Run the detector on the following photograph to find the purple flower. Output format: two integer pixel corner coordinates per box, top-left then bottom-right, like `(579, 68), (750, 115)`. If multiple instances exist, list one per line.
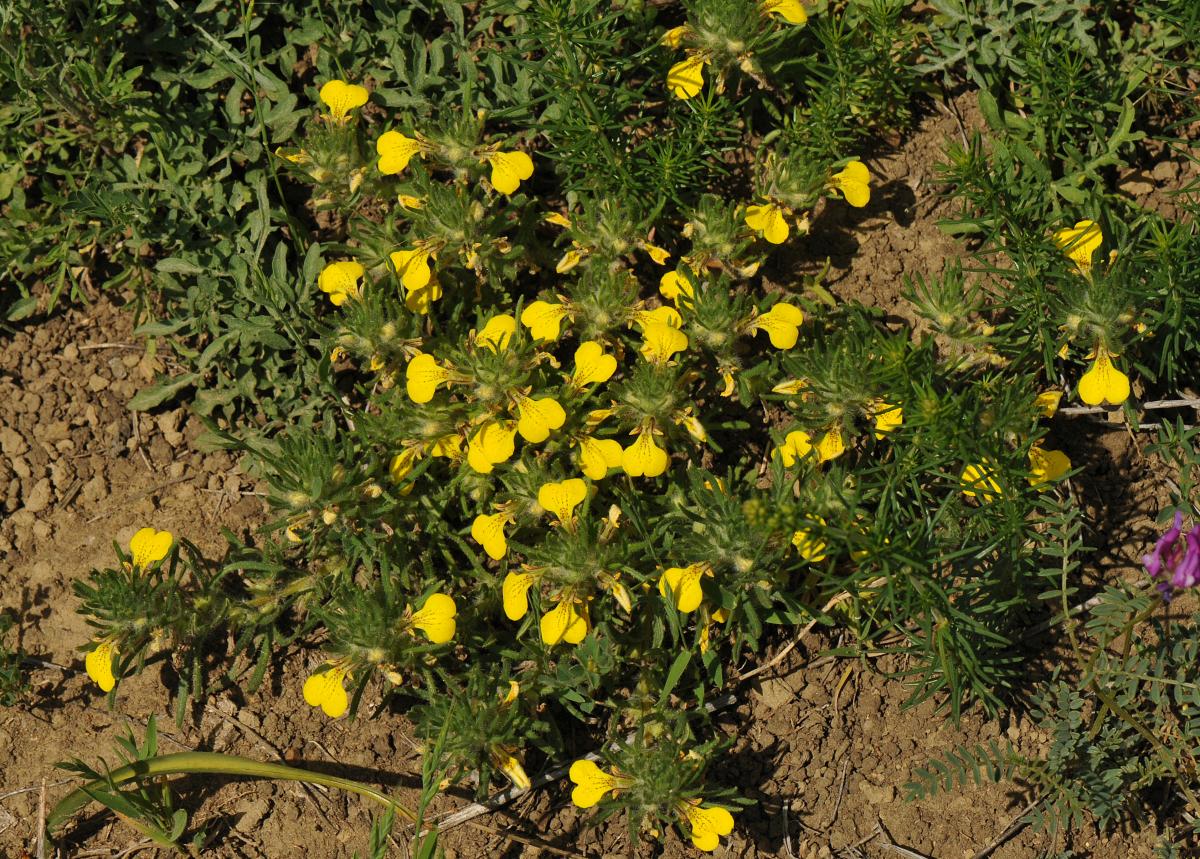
(1143, 511), (1200, 599)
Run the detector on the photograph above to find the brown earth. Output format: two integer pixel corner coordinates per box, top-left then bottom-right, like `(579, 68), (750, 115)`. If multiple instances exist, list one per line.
(0, 92), (1187, 858)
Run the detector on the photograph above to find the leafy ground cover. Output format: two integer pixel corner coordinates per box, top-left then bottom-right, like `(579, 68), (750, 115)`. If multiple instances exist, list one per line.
(3, 0), (1200, 856)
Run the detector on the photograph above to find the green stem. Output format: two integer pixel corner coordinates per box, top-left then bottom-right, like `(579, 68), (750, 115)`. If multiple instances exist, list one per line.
(47, 751), (416, 831)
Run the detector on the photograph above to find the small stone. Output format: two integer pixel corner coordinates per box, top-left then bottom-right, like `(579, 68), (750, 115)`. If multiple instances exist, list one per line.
(157, 410), (184, 447)
(0, 427), (28, 457)
(107, 356), (129, 380)
(62, 343), (79, 362)
(168, 461), (186, 479)
(88, 374), (110, 392)
(42, 421), (70, 443)
(859, 781), (895, 805)
(23, 478), (53, 513)
(234, 798), (270, 832)
(81, 474), (109, 505)
(32, 520), (52, 542)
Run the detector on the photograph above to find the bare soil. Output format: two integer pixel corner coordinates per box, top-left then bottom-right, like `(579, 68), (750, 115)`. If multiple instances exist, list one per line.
(0, 93), (1189, 857)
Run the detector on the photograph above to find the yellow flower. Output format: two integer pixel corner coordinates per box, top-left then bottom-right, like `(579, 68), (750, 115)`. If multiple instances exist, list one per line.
(545, 212), (572, 228)
(674, 409), (707, 443)
(429, 434), (462, 459)
(319, 80), (368, 122)
(398, 194), (425, 209)
(404, 278), (443, 314)
(668, 55), (708, 100)
(390, 447), (421, 482)
(830, 161), (871, 207)
(661, 25), (690, 49)
(520, 300), (570, 341)
(761, 0), (807, 24)
(642, 243), (670, 265)
(538, 478), (588, 526)
(791, 515), (828, 562)
(303, 664), (349, 718)
(1029, 446), (1071, 489)
(477, 313), (518, 352)
(774, 430), (812, 466)
(502, 569), (541, 620)
(318, 260), (364, 306)
(658, 562), (713, 613)
(639, 321), (689, 364)
(569, 760), (630, 808)
(405, 353), (457, 404)
(744, 202), (791, 244)
(390, 248), (434, 291)
(1053, 219), (1102, 272)
(751, 303), (804, 349)
(487, 150), (535, 195)
(472, 511), (514, 560)
(630, 305), (683, 330)
(129, 527), (173, 569)
(571, 341), (617, 387)
(467, 420), (519, 473)
(622, 427), (669, 477)
(491, 749), (532, 790)
(960, 460), (1002, 502)
(540, 598), (590, 645)
(85, 638), (118, 692)
(1077, 347), (1130, 406)
(1035, 390), (1063, 418)
(556, 247), (586, 273)
(660, 269), (695, 307)
(815, 428), (845, 462)
(719, 367), (737, 398)
(677, 800), (735, 852)
(577, 436), (624, 480)
(872, 401), (903, 439)
(410, 593), (457, 644)
(377, 130), (424, 175)
(514, 395), (567, 443)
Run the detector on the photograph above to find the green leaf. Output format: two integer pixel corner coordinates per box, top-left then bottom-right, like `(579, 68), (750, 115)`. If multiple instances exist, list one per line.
(128, 373), (201, 411)
(156, 258), (206, 276)
(658, 650), (692, 706)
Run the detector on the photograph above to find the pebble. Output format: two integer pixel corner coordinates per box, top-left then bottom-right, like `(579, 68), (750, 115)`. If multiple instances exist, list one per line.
(23, 478), (53, 513)
(88, 374), (110, 392)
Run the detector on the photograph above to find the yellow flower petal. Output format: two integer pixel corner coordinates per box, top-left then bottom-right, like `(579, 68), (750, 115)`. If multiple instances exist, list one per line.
(319, 80), (368, 121)
(303, 666), (349, 718)
(658, 563), (710, 613)
(831, 161), (871, 208)
(644, 243), (671, 265)
(377, 130), (423, 175)
(472, 513), (511, 560)
(578, 436), (624, 480)
(1035, 390), (1063, 418)
(556, 248), (585, 274)
(494, 751), (532, 790)
(502, 570), (538, 621)
(815, 428), (845, 462)
(428, 434), (462, 459)
(661, 25), (689, 49)
(515, 396), (566, 443)
(639, 321), (689, 364)
(467, 421), (518, 474)
(1029, 446), (1071, 489)
(538, 478), (588, 525)
(411, 593), (457, 644)
(405, 353), (453, 404)
(630, 305), (683, 330)
(682, 802), (735, 852)
(477, 313), (518, 352)
(520, 300), (569, 341)
(1053, 219), (1102, 271)
(744, 202), (790, 244)
(390, 248), (433, 291)
(398, 194), (425, 209)
(791, 515), (828, 562)
(569, 760), (620, 808)
(960, 460), (1002, 502)
(660, 270), (695, 306)
(545, 212), (572, 228)
(540, 599), (589, 645)
(774, 429), (813, 467)
(761, 0), (807, 24)
(1077, 349), (1130, 406)
(129, 527), (173, 569)
(752, 303), (804, 349)
(488, 150), (534, 195)
(404, 279), (443, 314)
(622, 431), (669, 477)
(318, 261), (364, 306)
(85, 640), (117, 692)
(668, 55), (707, 100)
(572, 341), (617, 387)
